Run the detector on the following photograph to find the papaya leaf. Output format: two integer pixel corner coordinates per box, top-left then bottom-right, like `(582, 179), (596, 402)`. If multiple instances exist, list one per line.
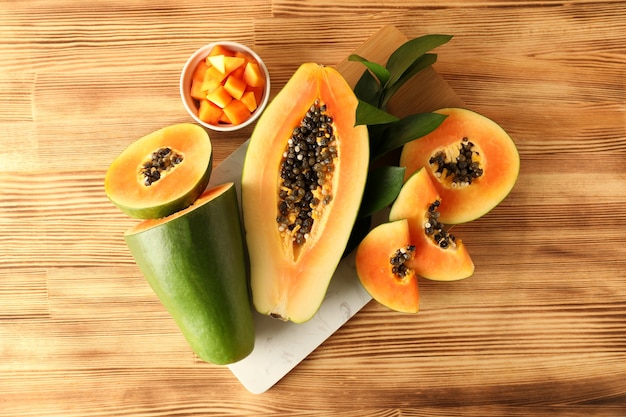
(385, 34), (452, 90)
(343, 215), (372, 257)
(353, 69), (381, 107)
(366, 124), (389, 155)
(380, 53), (438, 108)
(373, 112), (448, 160)
(358, 165), (406, 218)
(349, 54), (391, 86)
(355, 100), (399, 126)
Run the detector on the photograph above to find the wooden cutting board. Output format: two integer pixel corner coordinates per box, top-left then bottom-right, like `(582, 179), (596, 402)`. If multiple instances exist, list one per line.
(216, 25), (465, 394)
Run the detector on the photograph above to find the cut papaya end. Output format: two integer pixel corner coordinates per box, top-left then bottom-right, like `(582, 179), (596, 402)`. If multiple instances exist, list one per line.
(400, 107), (520, 224)
(389, 168), (474, 281)
(105, 124), (213, 220)
(124, 183), (255, 365)
(223, 99), (251, 126)
(242, 62), (369, 323)
(355, 219), (419, 313)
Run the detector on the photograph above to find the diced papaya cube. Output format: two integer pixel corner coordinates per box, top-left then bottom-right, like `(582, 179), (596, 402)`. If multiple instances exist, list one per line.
(224, 75), (247, 100)
(224, 56), (246, 74)
(208, 55), (245, 75)
(223, 99), (251, 125)
(245, 85), (265, 106)
(207, 55), (227, 74)
(208, 44), (234, 57)
(198, 99), (223, 125)
(200, 76), (221, 94)
(219, 110), (232, 124)
(204, 65), (228, 83)
(230, 65), (245, 80)
(192, 60), (209, 82)
(190, 79), (207, 100)
(206, 85), (233, 108)
(243, 62), (265, 88)
(234, 50), (249, 60)
(240, 90), (258, 112)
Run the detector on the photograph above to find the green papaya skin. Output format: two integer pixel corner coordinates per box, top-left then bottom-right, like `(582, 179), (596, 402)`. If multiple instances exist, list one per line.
(124, 183), (254, 365)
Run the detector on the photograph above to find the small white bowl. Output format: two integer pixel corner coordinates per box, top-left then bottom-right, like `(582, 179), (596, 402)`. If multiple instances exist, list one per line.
(180, 41), (270, 132)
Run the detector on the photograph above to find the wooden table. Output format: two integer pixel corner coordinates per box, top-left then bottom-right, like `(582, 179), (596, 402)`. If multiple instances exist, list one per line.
(1, 1), (625, 415)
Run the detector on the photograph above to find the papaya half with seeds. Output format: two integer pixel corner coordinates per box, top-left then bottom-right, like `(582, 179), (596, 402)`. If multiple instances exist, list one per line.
(105, 123), (213, 219)
(389, 168), (474, 282)
(124, 183), (255, 365)
(355, 219), (420, 313)
(241, 63), (369, 323)
(400, 108), (520, 224)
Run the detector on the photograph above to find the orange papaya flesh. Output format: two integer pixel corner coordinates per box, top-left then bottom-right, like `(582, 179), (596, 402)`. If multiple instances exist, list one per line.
(400, 107), (520, 224)
(242, 63), (369, 323)
(124, 183), (255, 365)
(389, 168), (474, 281)
(104, 123), (213, 219)
(356, 219), (419, 313)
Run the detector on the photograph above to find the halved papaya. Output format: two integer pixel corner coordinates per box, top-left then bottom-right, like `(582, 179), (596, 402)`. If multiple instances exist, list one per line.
(124, 183), (255, 365)
(105, 123), (213, 219)
(389, 168), (474, 281)
(355, 219), (419, 313)
(241, 63), (369, 323)
(399, 108), (520, 224)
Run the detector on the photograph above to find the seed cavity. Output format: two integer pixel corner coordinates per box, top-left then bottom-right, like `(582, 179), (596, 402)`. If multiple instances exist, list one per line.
(276, 100), (337, 250)
(390, 245), (416, 279)
(139, 147), (184, 186)
(424, 200), (457, 249)
(429, 137), (484, 188)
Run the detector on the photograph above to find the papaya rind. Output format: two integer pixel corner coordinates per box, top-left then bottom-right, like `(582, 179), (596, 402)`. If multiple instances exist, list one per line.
(124, 183), (254, 365)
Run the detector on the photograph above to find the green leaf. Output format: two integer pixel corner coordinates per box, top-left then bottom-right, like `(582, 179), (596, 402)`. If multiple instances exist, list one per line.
(373, 112), (448, 160)
(358, 165), (406, 218)
(349, 54), (391, 86)
(355, 100), (399, 126)
(385, 34), (452, 89)
(353, 68), (381, 106)
(380, 53), (438, 108)
(343, 215), (372, 257)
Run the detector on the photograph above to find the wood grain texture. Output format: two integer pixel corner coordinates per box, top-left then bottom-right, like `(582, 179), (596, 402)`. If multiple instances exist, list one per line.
(1, 1), (625, 416)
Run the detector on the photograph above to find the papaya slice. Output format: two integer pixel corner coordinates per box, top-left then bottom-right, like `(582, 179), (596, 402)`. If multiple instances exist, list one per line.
(400, 107), (520, 224)
(355, 219), (420, 313)
(389, 168), (474, 281)
(124, 183), (255, 365)
(105, 123), (213, 219)
(241, 63), (369, 323)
